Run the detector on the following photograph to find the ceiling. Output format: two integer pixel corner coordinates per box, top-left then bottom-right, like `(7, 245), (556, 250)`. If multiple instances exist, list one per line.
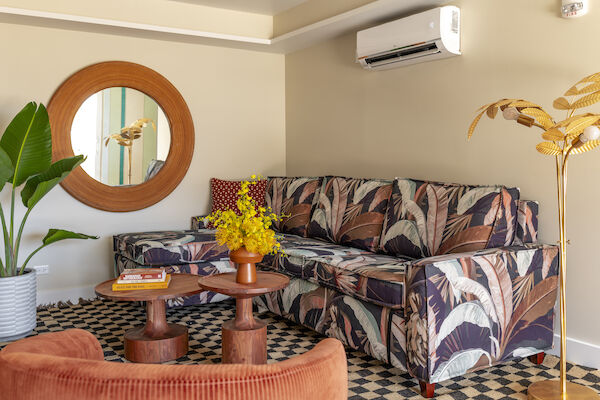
(169, 0), (309, 15)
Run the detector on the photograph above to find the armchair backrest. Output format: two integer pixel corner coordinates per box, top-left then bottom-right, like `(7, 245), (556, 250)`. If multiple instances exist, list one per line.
(0, 330), (348, 400)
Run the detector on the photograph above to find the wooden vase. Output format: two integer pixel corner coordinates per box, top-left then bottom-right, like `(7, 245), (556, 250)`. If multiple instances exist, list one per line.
(229, 248), (263, 284)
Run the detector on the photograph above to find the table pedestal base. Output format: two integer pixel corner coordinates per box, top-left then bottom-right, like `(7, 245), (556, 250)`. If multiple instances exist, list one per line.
(124, 299), (189, 363)
(222, 319), (267, 364)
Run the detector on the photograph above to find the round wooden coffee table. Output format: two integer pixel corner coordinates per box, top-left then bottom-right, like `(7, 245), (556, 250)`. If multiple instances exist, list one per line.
(95, 273), (203, 363)
(198, 271), (289, 364)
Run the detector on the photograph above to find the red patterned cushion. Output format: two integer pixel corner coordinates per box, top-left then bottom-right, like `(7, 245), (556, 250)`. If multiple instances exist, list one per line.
(210, 178), (267, 215)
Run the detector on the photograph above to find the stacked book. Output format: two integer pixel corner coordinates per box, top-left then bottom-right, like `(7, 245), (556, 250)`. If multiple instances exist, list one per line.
(112, 268), (171, 291)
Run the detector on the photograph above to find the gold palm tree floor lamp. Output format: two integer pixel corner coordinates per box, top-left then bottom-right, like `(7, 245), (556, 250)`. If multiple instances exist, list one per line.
(468, 72), (600, 400)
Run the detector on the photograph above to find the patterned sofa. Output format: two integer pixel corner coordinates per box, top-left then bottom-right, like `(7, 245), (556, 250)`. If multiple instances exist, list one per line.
(113, 176), (559, 398)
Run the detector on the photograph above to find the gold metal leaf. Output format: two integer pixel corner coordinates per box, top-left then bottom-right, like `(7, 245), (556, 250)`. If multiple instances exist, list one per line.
(536, 142), (562, 156)
(555, 113), (595, 127)
(565, 115), (600, 138)
(509, 100), (542, 108)
(495, 99), (516, 108)
(486, 105), (498, 119)
(541, 128), (564, 141)
(577, 72), (600, 85)
(565, 85), (579, 96)
(468, 110), (485, 140)
(553, 97), (571, 110)
(520, 108), (555, 129)
(573, 82), (600, 96)
(570, 91), (600, 109)
(571, 140), (600, 155)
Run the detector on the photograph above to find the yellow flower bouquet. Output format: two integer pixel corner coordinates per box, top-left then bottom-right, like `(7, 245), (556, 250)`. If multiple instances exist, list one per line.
(207, 176), (283, 284)
(208, 176), (282, 255)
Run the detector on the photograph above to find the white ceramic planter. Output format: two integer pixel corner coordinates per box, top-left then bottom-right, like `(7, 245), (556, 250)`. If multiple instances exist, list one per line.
(0, 269), (36, 342)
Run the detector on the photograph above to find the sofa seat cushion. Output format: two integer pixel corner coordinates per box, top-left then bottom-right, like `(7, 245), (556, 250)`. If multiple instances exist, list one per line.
(113, 229), (229, 265)
(380, 178), (520, 259)
(266, 177), (322, 237)
(263, 234), (411, 308)
(304, 253), (411, 308)
(307, 177), (393, 252)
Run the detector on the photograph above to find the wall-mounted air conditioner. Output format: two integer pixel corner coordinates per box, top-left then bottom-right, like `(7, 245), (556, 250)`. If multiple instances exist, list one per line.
(356, 6), (461, 71)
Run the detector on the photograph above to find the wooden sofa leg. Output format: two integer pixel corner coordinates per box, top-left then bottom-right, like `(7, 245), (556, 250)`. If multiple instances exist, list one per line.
(528, 352), (545, 365)
(419, 381), (435, 398)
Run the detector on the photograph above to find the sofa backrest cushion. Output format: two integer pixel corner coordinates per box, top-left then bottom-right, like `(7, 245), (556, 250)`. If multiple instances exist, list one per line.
(307, 176), (392, 252)
(380, 178), (520, 258)
(265, 177), (323, 237)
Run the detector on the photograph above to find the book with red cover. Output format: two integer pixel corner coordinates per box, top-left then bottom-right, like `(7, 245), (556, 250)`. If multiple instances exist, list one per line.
(119, 268), (166, 282)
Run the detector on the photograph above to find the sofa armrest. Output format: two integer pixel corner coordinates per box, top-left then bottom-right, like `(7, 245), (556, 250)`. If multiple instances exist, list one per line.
(1, 329), (104, 361)
(191, 215), (210, 230)
(404, 244), (559, 384)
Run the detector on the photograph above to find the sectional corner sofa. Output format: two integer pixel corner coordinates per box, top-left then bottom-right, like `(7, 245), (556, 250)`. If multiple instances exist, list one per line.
(113, 175), (559, 398)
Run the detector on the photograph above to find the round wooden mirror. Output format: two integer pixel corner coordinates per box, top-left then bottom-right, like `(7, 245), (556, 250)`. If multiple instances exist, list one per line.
(48, 61), (194, 212)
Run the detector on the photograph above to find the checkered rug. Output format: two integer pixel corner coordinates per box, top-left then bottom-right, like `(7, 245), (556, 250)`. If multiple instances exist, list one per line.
(2, 299), (599, 399)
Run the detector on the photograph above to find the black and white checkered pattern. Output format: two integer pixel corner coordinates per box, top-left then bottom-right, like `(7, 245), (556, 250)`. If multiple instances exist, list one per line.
(2, 299), (599, 399)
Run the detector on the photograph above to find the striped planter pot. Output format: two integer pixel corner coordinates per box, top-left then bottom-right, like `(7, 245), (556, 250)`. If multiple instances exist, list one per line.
(0, 269), (37, 342)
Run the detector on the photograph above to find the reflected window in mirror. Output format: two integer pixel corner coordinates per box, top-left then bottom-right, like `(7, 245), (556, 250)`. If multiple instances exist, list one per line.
(71, 87), (171, 186)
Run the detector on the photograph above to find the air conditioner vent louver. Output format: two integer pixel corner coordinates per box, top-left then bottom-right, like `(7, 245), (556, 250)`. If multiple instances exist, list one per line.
(365, 42), (439, 66)
(356, 6), (461, 71)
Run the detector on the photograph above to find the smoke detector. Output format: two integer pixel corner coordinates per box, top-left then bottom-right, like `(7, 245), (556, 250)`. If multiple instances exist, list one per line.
(561, 0), (588, 18)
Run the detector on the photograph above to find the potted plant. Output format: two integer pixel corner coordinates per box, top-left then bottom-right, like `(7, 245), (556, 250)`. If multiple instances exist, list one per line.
(0, 102), (97, 342)
(208, 176), (283, 284)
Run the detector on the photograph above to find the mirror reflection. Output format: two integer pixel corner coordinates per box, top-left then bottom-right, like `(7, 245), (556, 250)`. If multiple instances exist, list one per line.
(71, 88), (171, 186)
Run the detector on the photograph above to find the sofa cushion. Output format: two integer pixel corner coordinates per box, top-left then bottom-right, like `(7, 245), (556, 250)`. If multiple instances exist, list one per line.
(262, 234), (410, 308)
(380, 178), (520, 259)
(513, 200), (539, 245)
(210, 178), (267, 215)
(113, 229), (229, 265)
(265, 177), (322, 237)
(307, 177), (392, 252)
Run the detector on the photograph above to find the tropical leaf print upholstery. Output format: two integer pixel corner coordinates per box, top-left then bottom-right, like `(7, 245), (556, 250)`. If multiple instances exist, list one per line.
(404, 244), (559, 383)
(265, 177), (322, 237)
(513, 200), (539, 245)
(257, 243), (559, 385)
(261, 234), (410, 308)
(255, 278), (408, 371)
(113, 229), (229, 265)
(380, 178), (520, 259)
(307, 177), (393, 252)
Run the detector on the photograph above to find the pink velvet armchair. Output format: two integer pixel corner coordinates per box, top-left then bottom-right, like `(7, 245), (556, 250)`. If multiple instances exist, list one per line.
(0, 329), (348, 400)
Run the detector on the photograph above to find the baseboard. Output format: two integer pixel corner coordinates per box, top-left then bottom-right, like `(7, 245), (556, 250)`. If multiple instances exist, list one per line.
(37, 285), (96, 306)
(548, 334), (600, 370)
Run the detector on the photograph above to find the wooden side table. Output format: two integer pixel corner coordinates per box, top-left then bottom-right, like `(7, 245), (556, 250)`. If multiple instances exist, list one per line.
(95, 274), (203, 363)
(198, 271), (289, 364)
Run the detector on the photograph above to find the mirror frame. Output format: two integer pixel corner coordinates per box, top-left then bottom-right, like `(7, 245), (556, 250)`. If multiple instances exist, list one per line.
(48, 61), (194, 212)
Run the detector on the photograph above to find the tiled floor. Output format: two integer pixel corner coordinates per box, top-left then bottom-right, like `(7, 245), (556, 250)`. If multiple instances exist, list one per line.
(3, 299), (599, 399)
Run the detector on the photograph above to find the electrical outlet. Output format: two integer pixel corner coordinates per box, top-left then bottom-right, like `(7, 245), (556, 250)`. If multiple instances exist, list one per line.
(33, 265), (49, 275)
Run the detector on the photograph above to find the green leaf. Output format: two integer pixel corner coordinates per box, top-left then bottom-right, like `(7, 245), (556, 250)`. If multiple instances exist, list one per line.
(0, 102), (52, 186)
(21, 155), (85, 209)
(0, 146), (14, 191)
(42, 229), (98, 246)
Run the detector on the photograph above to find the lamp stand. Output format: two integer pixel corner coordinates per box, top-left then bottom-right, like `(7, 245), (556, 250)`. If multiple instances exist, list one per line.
(527, 149), (599, 399)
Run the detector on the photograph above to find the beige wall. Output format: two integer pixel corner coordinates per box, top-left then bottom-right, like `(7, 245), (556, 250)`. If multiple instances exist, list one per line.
(1, 0), (273, 38)
(0, 20), (285, 300)
(285, 0), (600, 348)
